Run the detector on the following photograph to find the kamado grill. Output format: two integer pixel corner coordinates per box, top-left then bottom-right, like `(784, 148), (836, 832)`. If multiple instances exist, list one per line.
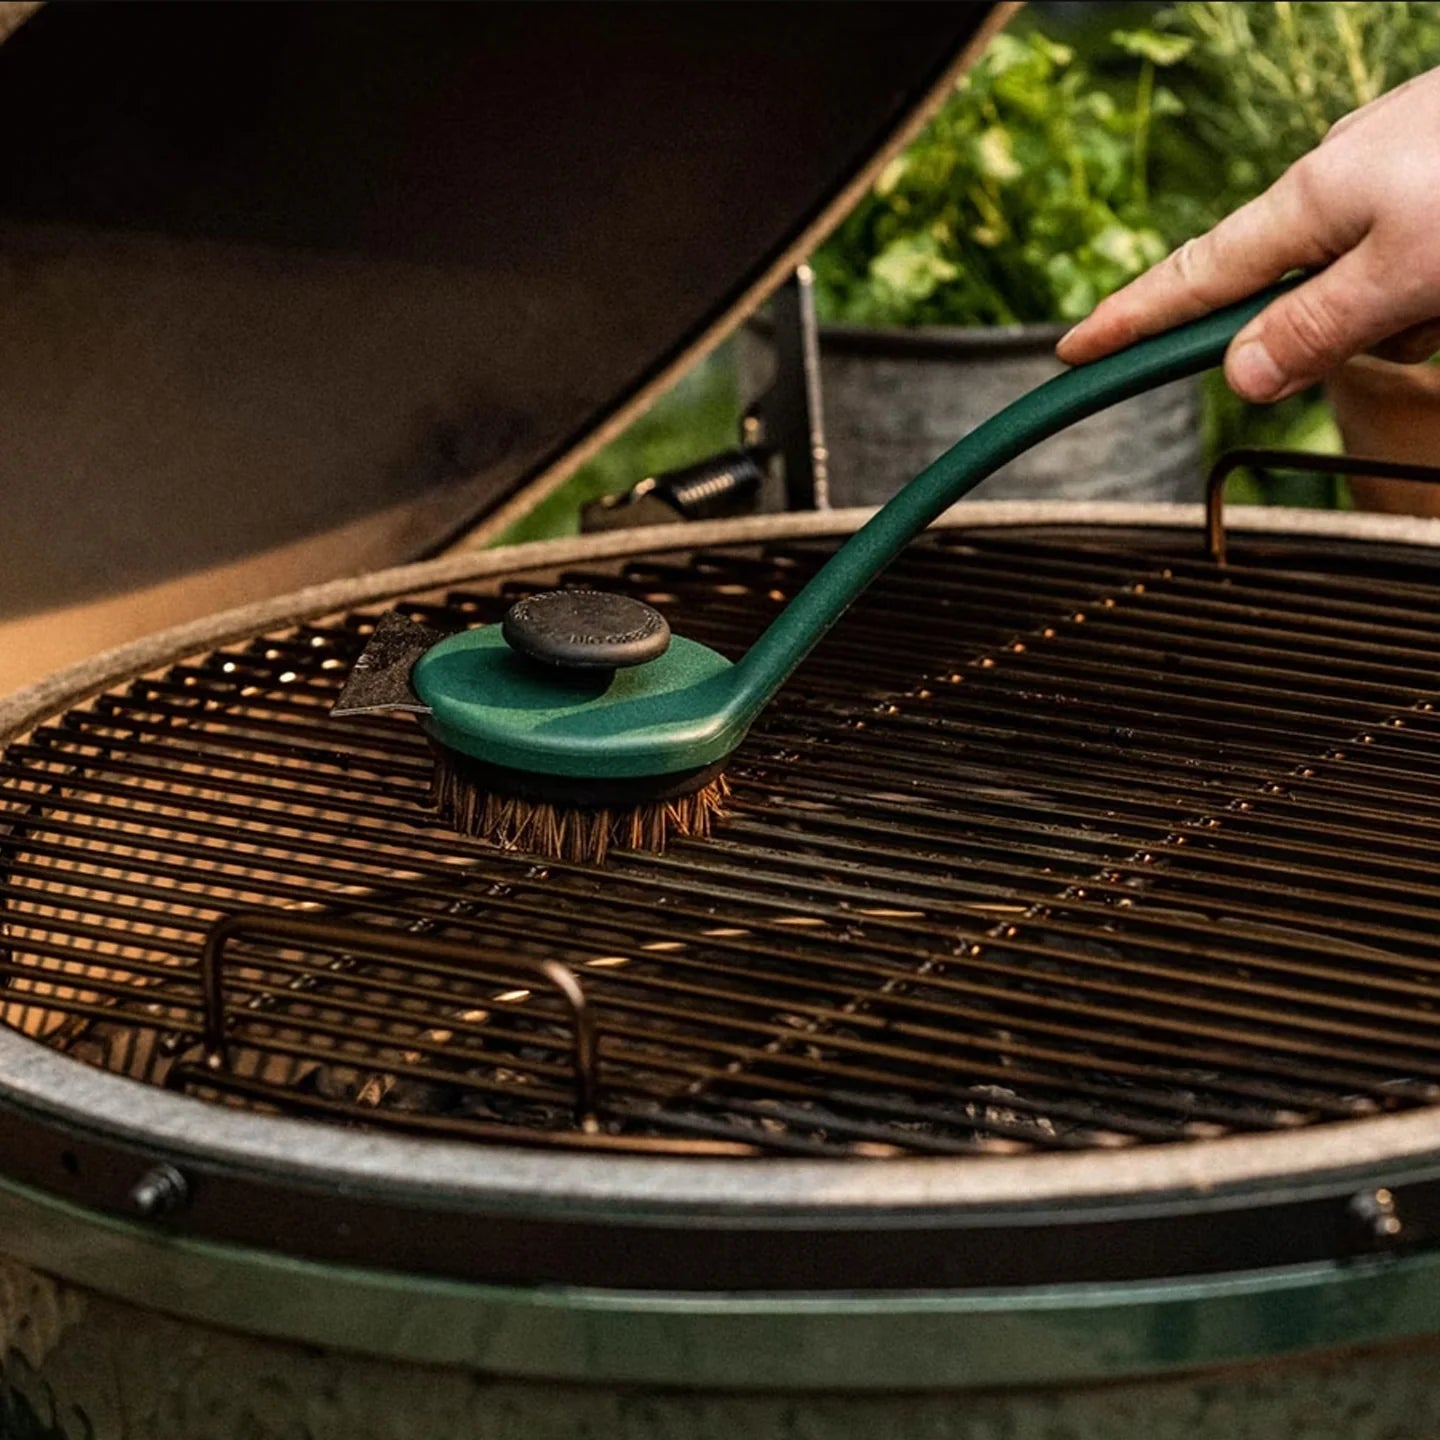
(9, 5), (1440, 1439)
(11, 499), (1440, 1434)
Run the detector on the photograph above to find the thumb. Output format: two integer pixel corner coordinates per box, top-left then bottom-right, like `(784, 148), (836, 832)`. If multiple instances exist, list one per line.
(1225, 247), (1415, 401)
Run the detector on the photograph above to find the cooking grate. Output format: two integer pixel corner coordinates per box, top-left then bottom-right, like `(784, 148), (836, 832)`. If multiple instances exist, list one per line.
(5, 525), (1440, 1157)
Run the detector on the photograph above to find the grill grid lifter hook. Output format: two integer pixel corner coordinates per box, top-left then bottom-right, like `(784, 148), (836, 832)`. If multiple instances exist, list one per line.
(201, 911), (601, 1129)
(1206, 449), (1440, 565)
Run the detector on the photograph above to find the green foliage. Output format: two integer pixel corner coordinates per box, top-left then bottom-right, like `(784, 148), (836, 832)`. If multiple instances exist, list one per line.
(1154, 3), (1440, 487)
(1152, 2), (1440, 220)
(812, 27), (1192, 327)
(807, 1), (1440, 511)
(815, 3), (1440, 330)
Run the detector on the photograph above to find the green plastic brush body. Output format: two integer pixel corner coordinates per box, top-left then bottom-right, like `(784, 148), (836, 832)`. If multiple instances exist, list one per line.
(415, 281), (1297, 780)
(418, 630), (739, 778)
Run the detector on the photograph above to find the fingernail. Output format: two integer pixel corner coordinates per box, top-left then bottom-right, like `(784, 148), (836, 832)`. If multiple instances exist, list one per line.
(1228, 339), (1287, 401)
(1056, 324), (1085, 362)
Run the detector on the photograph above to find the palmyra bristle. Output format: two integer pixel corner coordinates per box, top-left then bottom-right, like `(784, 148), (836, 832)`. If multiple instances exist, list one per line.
(430, 755), (729, 863)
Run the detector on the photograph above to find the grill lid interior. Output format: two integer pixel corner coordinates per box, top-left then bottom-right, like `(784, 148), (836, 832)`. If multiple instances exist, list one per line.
(0, 4), (995, 617)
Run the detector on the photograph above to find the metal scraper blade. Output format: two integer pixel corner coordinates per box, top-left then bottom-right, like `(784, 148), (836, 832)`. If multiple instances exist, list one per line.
(330, 609), (444, 716)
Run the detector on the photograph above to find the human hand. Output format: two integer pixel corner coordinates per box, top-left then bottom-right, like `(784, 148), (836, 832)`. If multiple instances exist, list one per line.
(1055, 66), (1440, 402)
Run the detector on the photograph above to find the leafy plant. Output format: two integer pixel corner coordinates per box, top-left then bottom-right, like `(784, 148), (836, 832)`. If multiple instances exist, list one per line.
(1151, 2), (1440, 223)
(812, 27), (1194, 328)
(1148, 3), (1440, 476)
(814, 3), (1440, 331)
(808, 3), (1440, 508)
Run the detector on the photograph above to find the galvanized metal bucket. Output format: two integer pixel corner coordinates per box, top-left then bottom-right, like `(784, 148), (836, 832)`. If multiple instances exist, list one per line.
(741, 319), (1204, 508)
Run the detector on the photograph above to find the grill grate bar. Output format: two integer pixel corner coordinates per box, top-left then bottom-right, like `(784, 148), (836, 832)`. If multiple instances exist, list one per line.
(748, 715), (1440, 875)
(19, 711), (1440, 933)
(8, 866), (1398, 1124)
(5, 771), (1436, 1033)
(625, 546), (1440, 654)
(666, 610), (1436, 743)
(25, 676), (1440, 910)
(777, 533), (1440, 622)
(8, 776), (1440, 1068)
(11, 770), (1440, 1064)
(733, 743), (1440, 924)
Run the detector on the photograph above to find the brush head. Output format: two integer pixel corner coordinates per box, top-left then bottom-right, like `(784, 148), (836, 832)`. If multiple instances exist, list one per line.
(430, 746), (730, 863)
(333, 592), (747, 862)
(414, 591), (740, 860)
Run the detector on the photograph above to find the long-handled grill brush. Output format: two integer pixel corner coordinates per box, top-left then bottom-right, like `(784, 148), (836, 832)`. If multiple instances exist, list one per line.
(334, 281), (1297, 862)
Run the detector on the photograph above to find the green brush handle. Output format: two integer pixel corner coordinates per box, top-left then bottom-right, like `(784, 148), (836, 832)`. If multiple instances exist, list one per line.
(413, 279), (1301, 781)
(723, 280), (1299, 725)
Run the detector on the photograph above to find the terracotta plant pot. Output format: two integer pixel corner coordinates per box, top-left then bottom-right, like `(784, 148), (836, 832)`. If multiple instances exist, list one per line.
(1326, 356), (1440, 517)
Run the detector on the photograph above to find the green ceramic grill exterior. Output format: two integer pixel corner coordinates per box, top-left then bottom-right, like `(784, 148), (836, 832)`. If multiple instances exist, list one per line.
(411, 282), (1298, 780)
(3, 1170), (1440, 1394)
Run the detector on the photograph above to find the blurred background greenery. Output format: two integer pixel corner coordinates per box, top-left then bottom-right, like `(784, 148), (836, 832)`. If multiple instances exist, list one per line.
(498, 2), (1440, 545)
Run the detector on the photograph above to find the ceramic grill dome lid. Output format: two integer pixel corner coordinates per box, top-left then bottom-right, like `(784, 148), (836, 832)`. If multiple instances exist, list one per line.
(0, 2), (1002, 639)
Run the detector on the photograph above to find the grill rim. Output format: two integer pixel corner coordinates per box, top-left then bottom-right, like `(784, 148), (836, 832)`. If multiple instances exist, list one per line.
(7, 501), (1440, 1223)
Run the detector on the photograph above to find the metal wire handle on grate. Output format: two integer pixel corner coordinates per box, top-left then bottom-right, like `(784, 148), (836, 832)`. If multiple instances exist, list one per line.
(1207, 449), (1440, 566)
(200, 912), (601, 1128)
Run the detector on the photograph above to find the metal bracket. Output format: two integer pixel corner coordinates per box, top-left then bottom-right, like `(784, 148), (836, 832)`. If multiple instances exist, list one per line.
(582, 447), (767, 532)
(200, 910), (600, 1128)
(745, 264), (830, 511)
(581, 266), (831, 532)
(1206, 448), (1440, 565)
